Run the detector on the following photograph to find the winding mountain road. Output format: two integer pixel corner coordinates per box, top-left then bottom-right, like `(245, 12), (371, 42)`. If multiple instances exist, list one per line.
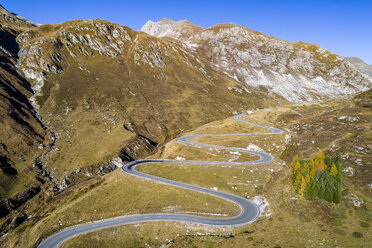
(37, 114), (283, 248)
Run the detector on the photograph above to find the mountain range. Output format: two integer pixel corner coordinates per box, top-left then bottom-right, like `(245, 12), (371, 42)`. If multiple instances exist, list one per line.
(142, 18), (370, 102)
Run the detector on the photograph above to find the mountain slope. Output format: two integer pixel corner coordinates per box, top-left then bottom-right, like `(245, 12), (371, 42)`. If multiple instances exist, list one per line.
(345, 57), (372, 79)
(0, 5), (48, 199)
(15, 19), (283, 183)
(0, 4), (37, 29)
(142, 19), (371, 102)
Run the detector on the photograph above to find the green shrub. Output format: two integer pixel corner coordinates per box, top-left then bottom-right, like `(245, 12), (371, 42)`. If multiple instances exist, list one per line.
(352, 232), (363, 238)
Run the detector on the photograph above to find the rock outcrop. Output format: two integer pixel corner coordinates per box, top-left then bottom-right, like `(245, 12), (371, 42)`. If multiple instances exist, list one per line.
(0, 186), (40, 218)
(119, 134), (157, 162)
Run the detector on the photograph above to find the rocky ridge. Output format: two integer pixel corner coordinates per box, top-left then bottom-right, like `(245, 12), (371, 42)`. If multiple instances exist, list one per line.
(141, 18), (202, 40)
(141, 19), (371, 102)
(0, 4), (37, 28)
(345, 57), (372, 79)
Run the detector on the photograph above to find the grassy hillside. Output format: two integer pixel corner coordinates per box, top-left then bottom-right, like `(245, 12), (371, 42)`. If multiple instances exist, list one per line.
(15, 19), (284, 183)
(0, 12), (48, 199)
(0, 16), (283, 247)
(52, 91), (371, 248)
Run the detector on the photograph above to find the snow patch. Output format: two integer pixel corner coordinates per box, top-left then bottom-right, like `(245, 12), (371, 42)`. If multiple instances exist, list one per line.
(22, 68), (44, 109)
(227, 86), (243, 93)
(245, 110), (256, 114)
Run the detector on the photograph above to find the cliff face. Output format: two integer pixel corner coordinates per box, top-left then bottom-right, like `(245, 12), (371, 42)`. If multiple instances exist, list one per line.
(142, 19), (371, 102)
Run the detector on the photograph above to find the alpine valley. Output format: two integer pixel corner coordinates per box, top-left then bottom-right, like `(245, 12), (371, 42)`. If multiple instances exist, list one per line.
(0, 4), (371, 248)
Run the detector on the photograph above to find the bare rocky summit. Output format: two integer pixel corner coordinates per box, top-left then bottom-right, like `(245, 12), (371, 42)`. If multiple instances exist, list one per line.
(142, 19), (371, 102)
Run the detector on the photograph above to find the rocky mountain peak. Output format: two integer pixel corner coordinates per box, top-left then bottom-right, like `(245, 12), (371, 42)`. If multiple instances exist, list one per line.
(345, 57), (372, 79)
(141, 17), (202, 40)
(142, 18), (371, 102)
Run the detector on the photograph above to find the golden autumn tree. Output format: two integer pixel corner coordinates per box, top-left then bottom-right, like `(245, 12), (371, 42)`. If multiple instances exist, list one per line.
(329, 164), (338, 175)
(300, 161), (309, 174)
(294, 171), (302, 189)
(318, 160), (326, 172)
(315, 150), (325, 161)
(309, 160), (317, 178)
(292, 155), (300, 174)
(315, 151), (326, 171)
(305, 173), (311, 183)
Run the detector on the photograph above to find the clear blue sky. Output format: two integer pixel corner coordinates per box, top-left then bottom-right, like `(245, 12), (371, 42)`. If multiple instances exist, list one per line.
(3, 0), (372, 64)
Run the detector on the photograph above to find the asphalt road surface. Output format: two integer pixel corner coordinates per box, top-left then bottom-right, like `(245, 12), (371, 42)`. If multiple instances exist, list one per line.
(37, 113), (283, 248)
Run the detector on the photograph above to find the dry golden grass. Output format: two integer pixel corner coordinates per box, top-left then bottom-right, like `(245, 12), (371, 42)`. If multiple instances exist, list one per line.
(43, 110), (135, 181)
(3, 168), (240, 248)
(45, 102), (372, 248)
(60, 222), (233, 248)
(0, 159), (35, 198)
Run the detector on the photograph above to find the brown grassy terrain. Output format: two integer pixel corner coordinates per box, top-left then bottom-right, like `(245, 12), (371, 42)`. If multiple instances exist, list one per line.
(56, 93), (371, 248)
(61, 222), (234, 248)
(0, 16), (284, 247)
(8, 17), (286, 185)
(1, 168), (240, 248)
(0, 16), (47, 198)
(42, 110), (135, 180)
